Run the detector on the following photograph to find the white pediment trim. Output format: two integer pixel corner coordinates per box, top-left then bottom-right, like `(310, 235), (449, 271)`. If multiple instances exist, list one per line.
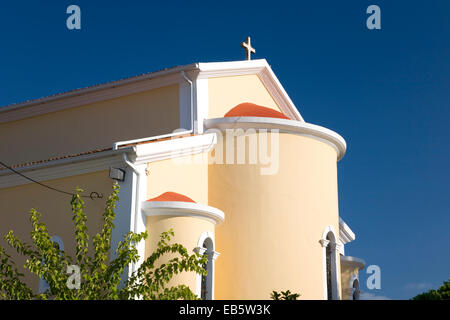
(339, 217), (356, 244)
(197, 59), (303, 122)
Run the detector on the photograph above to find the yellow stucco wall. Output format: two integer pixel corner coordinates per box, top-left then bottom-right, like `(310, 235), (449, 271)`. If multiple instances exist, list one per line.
(145, 216), (215, 293)
(0, 69), (346, 299)
(144, 152), (211, 294)
(0, 85), (180, 165)
(0, 170), (113, 292)
(208, 75), (282, 119)
(209, 132), (341, 300)
(340, 262), (360, 300)
(146, 153), (208, 204)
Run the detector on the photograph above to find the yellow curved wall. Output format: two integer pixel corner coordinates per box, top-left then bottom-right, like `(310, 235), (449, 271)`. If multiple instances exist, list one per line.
(144, 152), (211, 294)
(209, 132), (341, 299)
(145, 216), (215, 293)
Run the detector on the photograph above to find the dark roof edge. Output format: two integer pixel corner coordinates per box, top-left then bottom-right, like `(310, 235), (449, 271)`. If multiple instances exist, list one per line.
(0, 63), (199, 114)
(0, 146), (135, 176)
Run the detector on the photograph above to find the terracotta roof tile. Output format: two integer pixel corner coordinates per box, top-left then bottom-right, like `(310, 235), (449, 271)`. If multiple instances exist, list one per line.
(224, 102), (290, 119)
(0, 148), (112, 172)
(147, 192), (196, 203)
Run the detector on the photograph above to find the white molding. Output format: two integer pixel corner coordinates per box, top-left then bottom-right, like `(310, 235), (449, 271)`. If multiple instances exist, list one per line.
(142, 201), (225, 225)
(339, 217), (356, 244)
(197, 59), (268, 78)
(0, 149), (133, 189)
(129, 163), (148, 277)
(204, 117), (346, 160)
(193, 246), (220, 261)
(111, 165), (136, 284)
(339, 240), (346, 256)
(194, 231), (218, 300)
(194, 78), (209, 134)
(194, 246), (208, 255)
(197, 231), (215, 249)
(258, 64), (303, 121)
(133, 133), (217, 164)
(335, 243), (344, 255)
(320, 225), (341, 300)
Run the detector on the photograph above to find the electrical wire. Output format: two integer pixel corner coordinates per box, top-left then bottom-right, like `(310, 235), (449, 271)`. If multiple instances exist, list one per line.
(0, 160), (103, 200)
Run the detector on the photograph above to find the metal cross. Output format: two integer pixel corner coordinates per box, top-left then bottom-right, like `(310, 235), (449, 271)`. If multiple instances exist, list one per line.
(241, 36), (255, 60)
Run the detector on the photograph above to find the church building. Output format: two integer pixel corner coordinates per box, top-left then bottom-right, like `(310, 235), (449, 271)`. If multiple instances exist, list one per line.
(0, 46), (365, 299)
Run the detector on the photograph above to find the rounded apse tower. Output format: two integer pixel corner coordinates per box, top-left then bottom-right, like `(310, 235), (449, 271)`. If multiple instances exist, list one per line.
(205, 103), (346, 300)
(142, 191), (224, 299)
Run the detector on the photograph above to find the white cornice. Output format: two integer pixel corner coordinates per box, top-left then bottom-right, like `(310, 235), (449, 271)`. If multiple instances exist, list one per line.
(197, 59), (268, 78)
(204, 117), (346, 161)
(339, 217), (356, 244)
(0, 133), (217, 189)
(142, 201), (225, 225)
(132, 133), (217, 164)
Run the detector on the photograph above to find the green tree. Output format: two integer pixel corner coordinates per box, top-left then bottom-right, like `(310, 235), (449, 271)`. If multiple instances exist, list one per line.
(0, 183), (207, 300)
(411, 279), (450, 300)
(271, 290), (300, 300)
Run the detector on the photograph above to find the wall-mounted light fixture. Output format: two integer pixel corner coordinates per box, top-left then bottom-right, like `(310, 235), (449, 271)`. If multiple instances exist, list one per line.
(109, 167), (125, 181)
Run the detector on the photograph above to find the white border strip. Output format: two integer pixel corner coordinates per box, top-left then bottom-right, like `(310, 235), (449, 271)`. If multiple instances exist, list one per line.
(339, 217), (356, 244)
(133, 133), (216, 164)
(142, 201), (225, 225)
(204, 117), (346, 160)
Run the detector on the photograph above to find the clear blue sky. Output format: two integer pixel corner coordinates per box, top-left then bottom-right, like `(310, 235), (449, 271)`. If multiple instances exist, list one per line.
(0, 1), (448, 299)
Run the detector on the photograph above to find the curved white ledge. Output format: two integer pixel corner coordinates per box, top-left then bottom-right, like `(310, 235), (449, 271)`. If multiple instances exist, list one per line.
(204, 117), (347, 160)
(340, 256), (365, 270)
(142, 201), (225, 225)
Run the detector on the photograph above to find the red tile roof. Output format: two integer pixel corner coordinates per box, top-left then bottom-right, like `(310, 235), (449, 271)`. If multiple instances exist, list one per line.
(0, 148), (112, 172)
(147, 191), (196, 203)
(224, 102), (290, 119)
(0, 134), (199, 173)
